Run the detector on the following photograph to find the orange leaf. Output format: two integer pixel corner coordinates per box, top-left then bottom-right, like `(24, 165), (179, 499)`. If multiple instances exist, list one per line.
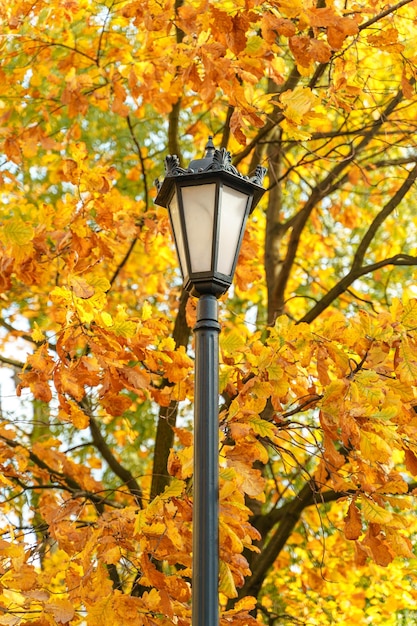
(404, 448), (417, 476)
(45, 598), (75, 624)
(140, 553), (167, 589)
(344, 501), (362, 540)
(70, 275), (95, 299)
(56, 367), (85, 402)
(362, 527), (394, 567)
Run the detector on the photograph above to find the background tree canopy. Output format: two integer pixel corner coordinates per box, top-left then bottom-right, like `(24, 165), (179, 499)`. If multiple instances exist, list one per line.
(1, 0), (417, 624)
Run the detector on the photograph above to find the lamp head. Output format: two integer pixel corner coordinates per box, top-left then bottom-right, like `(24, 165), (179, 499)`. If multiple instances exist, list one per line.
(155, 137), (267, 297)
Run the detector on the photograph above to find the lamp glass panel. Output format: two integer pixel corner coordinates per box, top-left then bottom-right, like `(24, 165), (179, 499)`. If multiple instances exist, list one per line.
(181, 183), (216, 273)
(217, 185), (249, 276)
(168, 190), (188, 281)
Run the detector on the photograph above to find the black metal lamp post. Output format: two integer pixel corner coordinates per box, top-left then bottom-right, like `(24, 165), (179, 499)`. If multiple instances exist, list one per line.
(155, 137), (266, 626)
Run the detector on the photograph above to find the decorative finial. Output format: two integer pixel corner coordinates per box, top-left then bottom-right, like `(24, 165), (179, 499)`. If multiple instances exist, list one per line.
(250, 165), (267, 186)
(204, 136), (215, 159)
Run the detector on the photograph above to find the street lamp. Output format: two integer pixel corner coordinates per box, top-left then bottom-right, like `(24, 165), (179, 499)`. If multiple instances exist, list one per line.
(155, 137), (266, 626)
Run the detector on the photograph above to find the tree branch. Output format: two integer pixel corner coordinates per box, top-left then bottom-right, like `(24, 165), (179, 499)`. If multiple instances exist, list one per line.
(242, 477), (417, 600)
(0, 433), (122, 508)
(89, 415), (143, 508)
(300, 163), (417, 324)
(358, 0), (415, 31)
(352, 162), (417, 270)
(300, 255), (417, 324)
(150, 289), (191, 498)
(0, 354), (26, 370)
(269, 87), (406, 320)
(127, 115), (149, 210)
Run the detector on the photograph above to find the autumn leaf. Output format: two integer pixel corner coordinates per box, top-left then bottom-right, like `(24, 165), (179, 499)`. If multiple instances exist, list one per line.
(3, 218), (34, 246)
(219, 560), (238, 598)
(69, 275), (95, 299)
(404, 448), (417, 476)
(2, 1), (417, 623)
(361, 497), (393, 525)
(45, 598), (75, 624)
(344, 501), (362, 540)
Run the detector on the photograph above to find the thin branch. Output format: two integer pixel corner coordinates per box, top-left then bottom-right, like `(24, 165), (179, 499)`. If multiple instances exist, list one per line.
(300, 254), (417, 324)
(109, 237), (137, 287)
(0, 433), (122, 508)
(243, 477), (417, 600)
(127, 115), (149, 210)
(29, 38), (98, 65)
(0, 354), (26, 369)
(352, 162), (417, 270)
(0, 318), (56, 352)
(96, 1), (114, 65)
(358, 0), (415, 31)
(270, 86), (406, 318)
(299, 163), (417, 324)
(5, 479), (123, 509)
(89, 415), (143, 508)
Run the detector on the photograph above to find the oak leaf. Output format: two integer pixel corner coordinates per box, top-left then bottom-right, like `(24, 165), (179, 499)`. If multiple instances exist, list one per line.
(362, 526), (394, 567)
(45, 598), (75, 624)
(226, 458), (265, 499)
(344, 501), (362, 540)
(219, 559), (238, 598)
(361, 497), (393, 525)
(404, 448), (417, 476)
(70, 275), (95, 299)
(3, 218), (34, 246)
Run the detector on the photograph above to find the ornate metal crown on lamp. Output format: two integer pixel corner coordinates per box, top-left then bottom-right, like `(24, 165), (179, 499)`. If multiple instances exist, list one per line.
(155, 136), (267, 297)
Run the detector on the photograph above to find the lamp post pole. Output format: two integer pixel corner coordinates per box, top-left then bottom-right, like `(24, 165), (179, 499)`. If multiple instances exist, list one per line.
(154, 137), (266, 626)
(193, 294), (220, 626)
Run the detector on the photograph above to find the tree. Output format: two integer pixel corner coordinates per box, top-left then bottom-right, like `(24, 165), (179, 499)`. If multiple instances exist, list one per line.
(1, 0), (417, 623)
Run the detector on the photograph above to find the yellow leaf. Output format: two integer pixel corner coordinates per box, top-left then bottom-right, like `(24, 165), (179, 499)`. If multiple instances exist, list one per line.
(88, 275), (111, 293)
(360, 430), (392, 464)
(45, 598), (75, 624)
(50, 286), (72, 304)
(248, 416), (277, 439)
(113, 319), (137, 337)
(361, 497), (393, 525)
(395, 338), (417, 383)
(141, 301), (152, 321)
(66, 400), (90, 429)
(3, 218), (34, 246)
(219, 560), (238, 598)
(386, 529), (414, 558)
(219, 518), (244, 553)
(279, 86), (319, 125)
(233, 596), (257, 612)
(101, 311), (113, 327)
(31, 322), (45, 343)
(160, 478), (186, 500)
(221, 329), (247, 354)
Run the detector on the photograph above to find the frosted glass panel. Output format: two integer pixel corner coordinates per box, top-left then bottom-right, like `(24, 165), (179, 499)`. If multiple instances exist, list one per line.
(182, 184), (216, 273)
(168, 191), (188, 280)
(217, 186), (249, 276)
